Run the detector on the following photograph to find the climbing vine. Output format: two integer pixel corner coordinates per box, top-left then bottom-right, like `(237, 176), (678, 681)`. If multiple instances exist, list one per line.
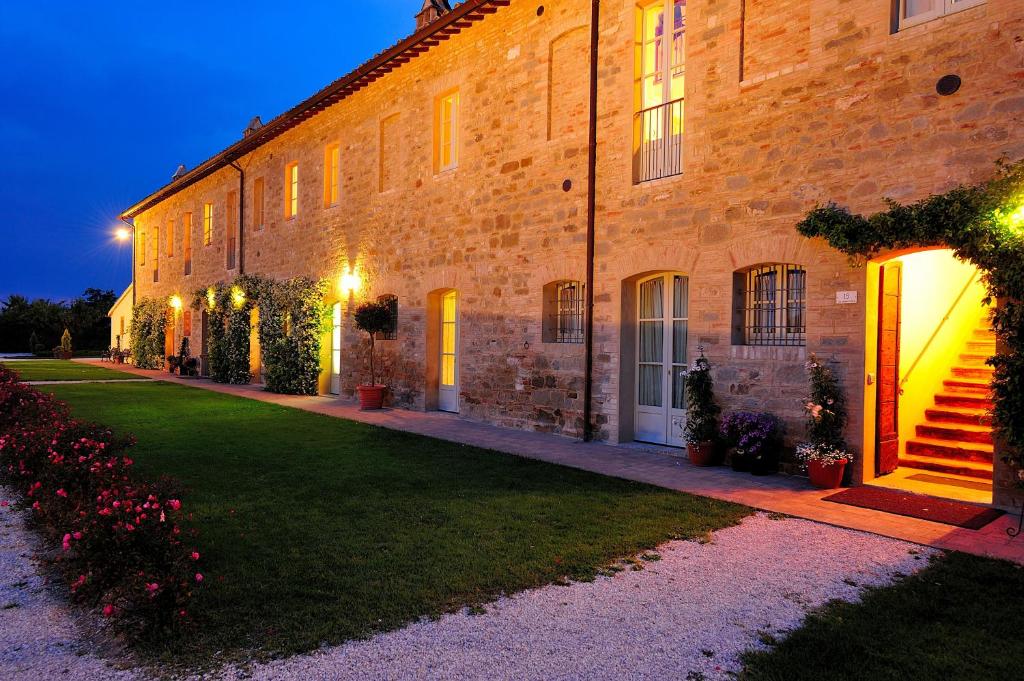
(192, 275), (328, 395)
(798, 159), (1024, 482)
(130, 298), (167, 370)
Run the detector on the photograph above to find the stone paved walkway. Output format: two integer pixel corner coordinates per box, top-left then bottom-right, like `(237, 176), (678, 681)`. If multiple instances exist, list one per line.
(71, 360), (1024, 564)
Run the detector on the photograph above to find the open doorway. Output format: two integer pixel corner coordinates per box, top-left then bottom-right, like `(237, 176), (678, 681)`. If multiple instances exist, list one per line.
(865, 249), (994, 504)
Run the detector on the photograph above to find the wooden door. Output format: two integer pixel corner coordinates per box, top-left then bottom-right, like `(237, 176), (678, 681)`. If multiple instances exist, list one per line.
(876, 261), (902, 475)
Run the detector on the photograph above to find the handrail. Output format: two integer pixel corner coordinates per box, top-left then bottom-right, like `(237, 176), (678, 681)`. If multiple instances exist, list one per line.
(899, 270), (980, 389)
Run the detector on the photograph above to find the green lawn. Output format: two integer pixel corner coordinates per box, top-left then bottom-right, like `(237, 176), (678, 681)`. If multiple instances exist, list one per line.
(44, 381), (749, 661)
(1, 359), (141, 382)
(740, 551), (1024, 680)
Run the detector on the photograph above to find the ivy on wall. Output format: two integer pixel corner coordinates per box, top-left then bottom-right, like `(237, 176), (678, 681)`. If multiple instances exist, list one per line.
(130, 298), (167, 370)
(797, 159), (1024, 481)
(190, 283), (252, 385)
(192, 275), (328, 395)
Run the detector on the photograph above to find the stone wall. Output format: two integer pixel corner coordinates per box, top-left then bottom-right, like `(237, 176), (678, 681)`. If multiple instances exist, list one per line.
(130, 0), (1024, 503)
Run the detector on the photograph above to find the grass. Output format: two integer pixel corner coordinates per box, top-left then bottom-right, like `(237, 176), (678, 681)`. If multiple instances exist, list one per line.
(43, 380), (749, 661)
(1, 359), (141, 382)
(740, 551), (1024, 680)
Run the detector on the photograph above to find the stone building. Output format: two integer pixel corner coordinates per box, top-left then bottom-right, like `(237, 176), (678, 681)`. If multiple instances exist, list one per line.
(120, 0), (1024, 508)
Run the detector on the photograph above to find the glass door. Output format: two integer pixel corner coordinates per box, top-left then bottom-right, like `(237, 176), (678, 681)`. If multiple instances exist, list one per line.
(635, 274), (688, 445)
(438, 291), (459, 412)
(330, 303), (342, 395)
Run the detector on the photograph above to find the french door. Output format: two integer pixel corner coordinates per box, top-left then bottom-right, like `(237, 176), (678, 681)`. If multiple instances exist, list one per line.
(330, 303), (342, 395)
(438, 291), (459, 413)
(635, 274), (689, 446)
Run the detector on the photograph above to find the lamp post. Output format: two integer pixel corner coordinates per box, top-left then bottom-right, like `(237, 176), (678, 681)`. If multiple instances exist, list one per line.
(115, 220), (135, 307)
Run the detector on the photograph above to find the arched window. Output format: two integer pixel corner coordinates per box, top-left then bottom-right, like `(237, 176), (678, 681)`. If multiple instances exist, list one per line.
(378, 294), (398, 340)
(542, 280), (585, 344)
(732, 264), (806, 346)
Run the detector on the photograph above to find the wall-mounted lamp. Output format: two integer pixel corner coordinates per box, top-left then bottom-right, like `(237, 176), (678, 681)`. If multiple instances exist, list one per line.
(339, 271), (362, 296)
(231, 286), (246, 309)
(169, 295), (183, 311)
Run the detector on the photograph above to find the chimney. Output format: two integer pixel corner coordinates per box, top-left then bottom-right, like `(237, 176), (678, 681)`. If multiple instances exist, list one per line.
(243, 116), (264, 138)
(172, 164), (187, 181)
(416, 0), (452, 30)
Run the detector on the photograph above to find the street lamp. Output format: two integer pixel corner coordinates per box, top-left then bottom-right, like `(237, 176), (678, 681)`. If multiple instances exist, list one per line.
(116, 219), (136, 307)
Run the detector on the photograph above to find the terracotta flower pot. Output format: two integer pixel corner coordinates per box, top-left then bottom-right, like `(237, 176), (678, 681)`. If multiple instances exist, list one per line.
(687, 441), (719, 467)
(357, 384), (386, 410)
(808, 459), (848, 489)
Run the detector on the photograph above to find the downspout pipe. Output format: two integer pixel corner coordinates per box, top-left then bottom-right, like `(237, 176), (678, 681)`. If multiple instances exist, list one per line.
(583, 0), (600, 442)
(119, 217), (136, 308)
(229, 162), (245, 274)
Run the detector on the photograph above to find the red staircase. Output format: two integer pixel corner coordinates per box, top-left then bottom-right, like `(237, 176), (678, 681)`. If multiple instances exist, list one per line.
(899, 326), (995, 481)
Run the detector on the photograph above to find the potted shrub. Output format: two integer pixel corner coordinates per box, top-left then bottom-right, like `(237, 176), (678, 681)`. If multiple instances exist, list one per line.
(177, 338), (198, 377)
(167, 355), (181, 375)
(352, 300), (394, 410)
(796, 355), (850, 489)
(720, 411), (780, 474)
(683, 348), (721, 466)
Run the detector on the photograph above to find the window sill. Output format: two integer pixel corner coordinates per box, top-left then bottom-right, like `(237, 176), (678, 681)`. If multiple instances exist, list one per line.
(633, 171), (685, 188)
(434, 166), (458, 179)
(728, 345), (807, 362)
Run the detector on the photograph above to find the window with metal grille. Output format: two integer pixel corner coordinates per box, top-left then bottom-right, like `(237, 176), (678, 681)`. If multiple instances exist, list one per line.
(733, 264), (806, 346)
(377, 294), (398, 340)
(542, 281), (585, 344)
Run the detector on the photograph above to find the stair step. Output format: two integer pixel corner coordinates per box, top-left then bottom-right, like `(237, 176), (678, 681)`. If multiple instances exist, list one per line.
(951, 366), (994, 379)
(935, 393), (994, 409)
(906, 437), (994, 463)
(899, 453), (994, 480)
(967, 340), (997, 352)
(959, 353), (991, 364)
(973, 328), (996, 339)
(915, 423), (993, 445)
(925, 407), (992, 426)
(942, 379), (991, 394)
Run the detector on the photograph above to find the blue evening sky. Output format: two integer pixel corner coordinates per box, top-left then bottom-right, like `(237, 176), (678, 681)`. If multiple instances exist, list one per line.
(0, 1), (417, 301)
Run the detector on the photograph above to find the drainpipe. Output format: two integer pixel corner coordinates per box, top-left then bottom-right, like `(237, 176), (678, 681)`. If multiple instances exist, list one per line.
(119, 217), (136, 308)
(583, 0), (600, 442)
(229, 161), (245, 274)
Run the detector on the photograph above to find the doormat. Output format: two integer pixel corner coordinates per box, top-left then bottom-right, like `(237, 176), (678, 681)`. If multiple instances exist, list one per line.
(906, 473), (992, 493)
(823, 486), (1004, 530)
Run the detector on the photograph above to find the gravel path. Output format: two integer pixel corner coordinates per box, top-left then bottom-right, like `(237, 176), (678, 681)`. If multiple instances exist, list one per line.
(1, 495), (933, 681)
(0, 489), (135, 681)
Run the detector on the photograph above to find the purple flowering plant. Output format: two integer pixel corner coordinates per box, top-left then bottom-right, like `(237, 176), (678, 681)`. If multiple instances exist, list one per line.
(719, 411), (780, 458)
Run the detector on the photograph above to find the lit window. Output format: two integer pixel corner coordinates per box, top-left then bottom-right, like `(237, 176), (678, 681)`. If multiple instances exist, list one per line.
(378, 294), (398, 340)
(634, 0), (685, 183)
(166, 218), (174, 257)
(183, 212), (192, 275)
(733, 264), (806, 346)
(897, 0), (984, 31)
(542, 281), (585, 344)
(203, 203), (214, 246)
(435, 91), (459, 172)
(253, 177), (265, 230)
(324, 144), (340, 207)
(285, 162), (299, 218)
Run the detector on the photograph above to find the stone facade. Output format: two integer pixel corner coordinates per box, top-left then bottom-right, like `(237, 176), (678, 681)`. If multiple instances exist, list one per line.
(126, 0), (1024, 506)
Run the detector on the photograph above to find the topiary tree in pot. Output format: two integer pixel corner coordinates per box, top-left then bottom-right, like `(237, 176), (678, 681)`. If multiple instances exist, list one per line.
(352, 300), (394, 409)
(683, 347), (721, 466)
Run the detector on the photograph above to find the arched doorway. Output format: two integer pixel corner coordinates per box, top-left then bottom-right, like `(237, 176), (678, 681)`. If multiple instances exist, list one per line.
(863, 248), (993, 504)
(619, 271), (689, 446)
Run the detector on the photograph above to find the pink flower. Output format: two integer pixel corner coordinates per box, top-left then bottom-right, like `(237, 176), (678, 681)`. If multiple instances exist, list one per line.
(71, 575), (87, 592)
(191, 551), (200, 561)
(1, 501), (8, 507)
(145, 582), (159, 593)
(56, 488), (68, 498)
(102, 604), (116, 618)
(62, 534), (71, 551)
(194, 573), (204, 583)
(168, 499), (181, 511)
(72, 531), (82, 540)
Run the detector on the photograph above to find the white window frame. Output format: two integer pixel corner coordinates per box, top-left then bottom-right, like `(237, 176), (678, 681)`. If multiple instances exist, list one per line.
(285, 162), (299, 219)
(898, 0), (984, 31)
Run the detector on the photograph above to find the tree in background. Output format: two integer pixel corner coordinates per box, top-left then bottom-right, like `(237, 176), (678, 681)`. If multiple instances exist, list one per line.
(0, 289), (116, 353)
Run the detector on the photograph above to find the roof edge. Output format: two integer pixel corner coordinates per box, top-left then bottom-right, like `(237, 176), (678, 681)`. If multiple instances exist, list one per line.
(120, 0), (508, 220)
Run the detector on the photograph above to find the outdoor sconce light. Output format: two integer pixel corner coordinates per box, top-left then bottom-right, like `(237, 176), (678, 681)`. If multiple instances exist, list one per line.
(231, 286), (246, 309)
(206, 288), (217, 310)
(168, 295), (183, 311)
(339, 271), (362, 296)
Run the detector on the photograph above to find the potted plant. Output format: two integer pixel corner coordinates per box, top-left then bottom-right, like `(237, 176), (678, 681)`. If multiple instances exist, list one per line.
(683, 348), (721, 466)
(352, 300), (394, 410)
(720, 411), (780, 474)
(167, 354), (181, 375)
(177, 338), (198, 377)
(796, 355), (850, 489)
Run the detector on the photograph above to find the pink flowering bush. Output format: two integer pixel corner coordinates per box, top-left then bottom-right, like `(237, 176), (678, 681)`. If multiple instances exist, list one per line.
(0, 365), (203, 637)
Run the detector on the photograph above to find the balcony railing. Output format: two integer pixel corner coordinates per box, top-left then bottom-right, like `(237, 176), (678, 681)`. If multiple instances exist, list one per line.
(633, 98), (684, 183)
